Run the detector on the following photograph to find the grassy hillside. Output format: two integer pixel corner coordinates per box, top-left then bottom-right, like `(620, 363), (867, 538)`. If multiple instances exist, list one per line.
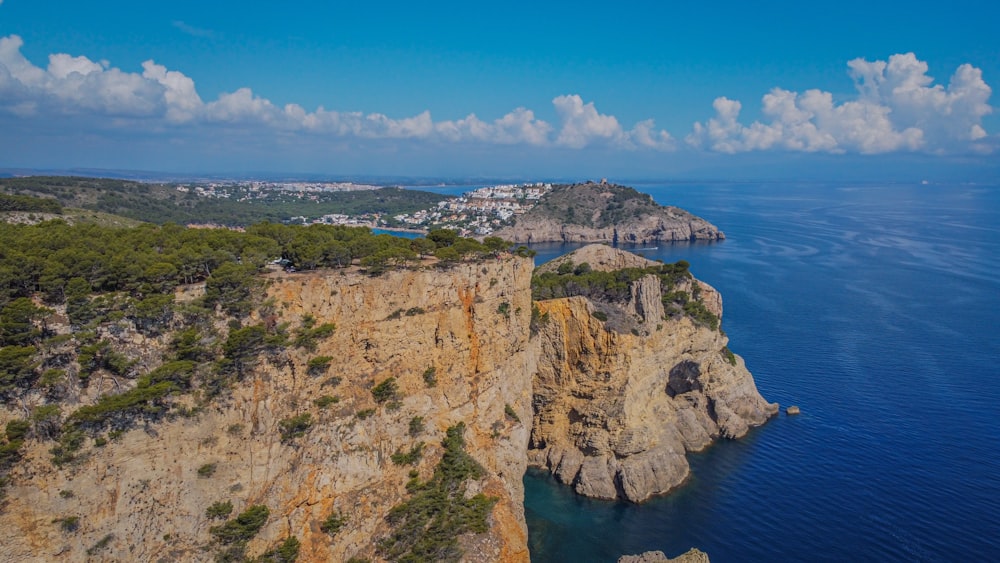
(0, 176), (444, 227)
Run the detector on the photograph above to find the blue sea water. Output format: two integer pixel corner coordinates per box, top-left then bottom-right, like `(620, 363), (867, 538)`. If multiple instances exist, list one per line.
(522, 182), (1000, 562)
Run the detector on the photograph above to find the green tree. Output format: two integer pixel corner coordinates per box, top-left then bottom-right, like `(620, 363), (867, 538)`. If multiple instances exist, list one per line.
(0, 297), (49, 346)
(204, 263), (261, 317)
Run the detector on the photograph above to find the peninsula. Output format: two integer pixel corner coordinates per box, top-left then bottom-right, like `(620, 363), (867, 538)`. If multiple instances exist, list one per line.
(494, 181), (725, 244)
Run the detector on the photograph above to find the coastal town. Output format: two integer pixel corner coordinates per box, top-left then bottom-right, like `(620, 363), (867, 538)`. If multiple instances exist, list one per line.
(175, 181), (553, 236)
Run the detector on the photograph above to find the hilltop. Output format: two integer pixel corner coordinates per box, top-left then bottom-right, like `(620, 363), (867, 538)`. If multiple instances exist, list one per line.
(494, 181), (724, 244)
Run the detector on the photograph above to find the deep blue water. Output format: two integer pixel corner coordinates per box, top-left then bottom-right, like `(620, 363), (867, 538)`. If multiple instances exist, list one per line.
(522, 182), (1000, 562)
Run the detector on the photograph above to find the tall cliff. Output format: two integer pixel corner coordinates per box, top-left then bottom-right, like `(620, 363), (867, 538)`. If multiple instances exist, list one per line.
(0, 257), (535, 562)
(528, 246), (777, 502)
(0, 245), (776, 560)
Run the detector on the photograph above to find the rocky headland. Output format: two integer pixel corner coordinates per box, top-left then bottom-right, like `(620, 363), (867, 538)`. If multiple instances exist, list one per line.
(494, 182), (724, 244)
(529, 246), (777, 502)
(0, 245), (774, 561)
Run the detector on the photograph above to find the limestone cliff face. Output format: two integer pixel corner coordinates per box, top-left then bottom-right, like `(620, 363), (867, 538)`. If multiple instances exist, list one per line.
(0, 244), (777, 560)
(0, 257), (535, 562)
(529, 279), (777, 502)
(495, 212), (723, 245)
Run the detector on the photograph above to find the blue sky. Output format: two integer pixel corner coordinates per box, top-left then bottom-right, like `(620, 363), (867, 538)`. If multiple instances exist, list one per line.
(0, 0), (997, 181)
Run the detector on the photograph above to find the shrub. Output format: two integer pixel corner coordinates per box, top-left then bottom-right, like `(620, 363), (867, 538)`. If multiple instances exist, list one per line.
(504, 404), (520, 423)
(371, 377), (398, 404)
(293, 322), (335, 351)
(722, 346), (737, 366)
(391, 442), (424, 466)
(206, 500), (234, 520)
(198, 463), (217, 478)
(5, 419), (30, 442)
(53, 515), (80, 532)
(592, 310), (608, 322)
(529, 303), (549, 335)
(306, 356), (333, 376)
(320, 511), (347, 536)
(86, 534), (114, 556)
(408, 416), (424, 437)
(421, 367), (437, 388)
(257, 536), (300, 563)
(404, 307), (425, 316)
(210, 504), (270, 544)
(683, 300), (719, 331)
(314, 395), (339, 408)
(279, 414), (313, 443)
(356, 408), (375, 420)
(497, 302), (510, 318)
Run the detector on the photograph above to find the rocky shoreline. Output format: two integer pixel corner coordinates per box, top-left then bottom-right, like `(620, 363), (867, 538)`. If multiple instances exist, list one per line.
(494, 182), (725, 244)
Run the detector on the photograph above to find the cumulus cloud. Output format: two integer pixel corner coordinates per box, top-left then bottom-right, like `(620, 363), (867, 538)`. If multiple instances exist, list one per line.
(688, 53), (992, 154)
(549, 95), (674, 150)
(0, 34), (680, 152)
(0, 35), (990, 156)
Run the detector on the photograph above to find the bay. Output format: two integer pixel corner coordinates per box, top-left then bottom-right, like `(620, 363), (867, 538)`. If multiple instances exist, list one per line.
(524, 182), (1000, 562)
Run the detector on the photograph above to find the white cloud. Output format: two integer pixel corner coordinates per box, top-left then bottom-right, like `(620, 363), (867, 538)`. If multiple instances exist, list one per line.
(0, 35), (990, 157)
(552, 94), (625, 148)
(142, 61), (202, 123)
(689, 53), (992, 154)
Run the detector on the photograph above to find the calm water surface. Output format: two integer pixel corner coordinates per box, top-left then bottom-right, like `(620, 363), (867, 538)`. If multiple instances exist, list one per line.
(523, 183), (1000, 562)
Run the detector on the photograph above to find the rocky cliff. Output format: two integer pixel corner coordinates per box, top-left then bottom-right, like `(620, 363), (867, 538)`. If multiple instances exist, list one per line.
(0, 257), (535, 562)
(528, 246), (777, 502)
(494, 182), (724, 244)
(0, 245), (776, 560)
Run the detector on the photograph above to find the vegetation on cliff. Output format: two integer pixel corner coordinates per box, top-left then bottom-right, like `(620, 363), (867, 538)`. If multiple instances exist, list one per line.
(531, 258), (720, 330)
(378, 422), (498, 562)
(0, 218), (513, 519)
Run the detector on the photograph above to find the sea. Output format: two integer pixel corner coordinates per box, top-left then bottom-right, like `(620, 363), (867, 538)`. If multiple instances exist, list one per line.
(516, 182), (1000, 562)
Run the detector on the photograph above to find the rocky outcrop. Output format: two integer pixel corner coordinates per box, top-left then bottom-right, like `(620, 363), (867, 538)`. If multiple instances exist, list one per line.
(0, 257), (535, 562)
(535, 244), (660, 275)
(494, 182), (724, 244)
(618, 548), (711, 563)
(529, 247), (777, 502)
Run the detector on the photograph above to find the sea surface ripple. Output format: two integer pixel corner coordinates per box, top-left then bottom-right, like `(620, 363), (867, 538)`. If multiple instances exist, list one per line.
(524, 182), (1000, 562)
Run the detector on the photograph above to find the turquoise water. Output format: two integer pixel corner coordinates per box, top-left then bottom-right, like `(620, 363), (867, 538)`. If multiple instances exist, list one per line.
(523, 183), (1000, 562)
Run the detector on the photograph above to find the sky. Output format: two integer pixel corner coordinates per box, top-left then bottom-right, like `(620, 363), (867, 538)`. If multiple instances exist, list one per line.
(0, 0), (997, 181)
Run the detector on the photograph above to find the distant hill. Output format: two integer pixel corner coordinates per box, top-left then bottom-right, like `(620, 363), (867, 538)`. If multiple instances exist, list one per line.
(493, 181), (724, 244)
(0, 176), (444, 227)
